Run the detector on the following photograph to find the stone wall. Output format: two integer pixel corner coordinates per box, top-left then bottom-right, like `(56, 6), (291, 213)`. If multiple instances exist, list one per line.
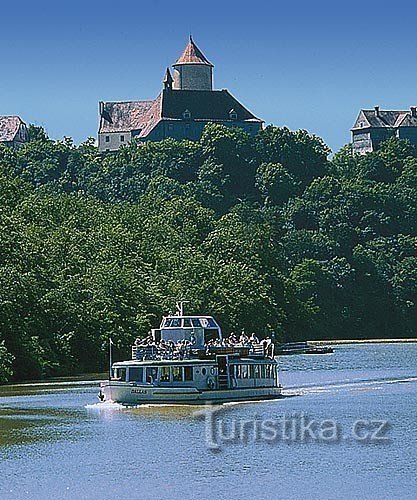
(98, 131), (131, 152)
(352, 130), (373, 154)
(173, 65), (213, 91)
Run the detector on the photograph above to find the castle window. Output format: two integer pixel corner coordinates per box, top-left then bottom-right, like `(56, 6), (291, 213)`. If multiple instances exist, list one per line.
(105, 135), (110, 142)
(183, 109), (191, 119)
(229, 109), (238, 120)
(120, 135), (125, 142)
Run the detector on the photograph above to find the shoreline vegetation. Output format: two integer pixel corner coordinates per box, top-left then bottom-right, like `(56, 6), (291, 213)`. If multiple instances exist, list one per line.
(2, 339), (417, 389)
(0, 123), (416, 383)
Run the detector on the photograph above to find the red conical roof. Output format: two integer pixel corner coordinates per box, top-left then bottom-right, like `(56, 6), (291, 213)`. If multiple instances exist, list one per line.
(174, 36), (213, 66)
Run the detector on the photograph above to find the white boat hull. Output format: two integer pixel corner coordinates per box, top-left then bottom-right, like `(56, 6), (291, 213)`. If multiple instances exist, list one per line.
(99, 381), (282, 405)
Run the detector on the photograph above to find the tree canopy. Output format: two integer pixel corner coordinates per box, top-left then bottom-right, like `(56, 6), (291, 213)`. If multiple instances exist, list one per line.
(0, 124), (415, 382)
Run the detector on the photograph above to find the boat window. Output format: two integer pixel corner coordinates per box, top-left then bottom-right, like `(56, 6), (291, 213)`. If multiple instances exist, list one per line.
(250, 365), (255, 379)
(183, 318), (192, 327)
(171, 318), (181, 328)
(235, 365), (242, 379)
(164, 318), (173, 327)
(146, 367), (158, 383)
(265, 365), (271, 378)
(200, 318), (209, 328)
(260, 365), (266, 379)
(191, 319), (201, 327)
(202, 367), (207, 376)
(242, 365), (248, 379)
(184, 366), (193, 381)
(172, 366), (183, 382)
(128, 367), (143, 382)
(116, 368), (126, 381)
(207, 318), (217, 328)
(160, 366), (170, 382)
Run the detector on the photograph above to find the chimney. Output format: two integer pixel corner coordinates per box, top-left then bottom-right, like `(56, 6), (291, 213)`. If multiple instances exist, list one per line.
(411, 106), (417, 117)
(374, 106), (380, 117)
(99, 101), (104, 116)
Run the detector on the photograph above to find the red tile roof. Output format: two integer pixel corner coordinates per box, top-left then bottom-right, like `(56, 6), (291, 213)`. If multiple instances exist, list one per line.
(0, 116), (23, 142)
(174, 36), (213, 66)
(99, 100), (154, 133)
(99, 89), (263, 138)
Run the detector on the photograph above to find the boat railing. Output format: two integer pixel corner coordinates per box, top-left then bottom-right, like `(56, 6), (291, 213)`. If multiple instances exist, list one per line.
(132, 341), (275, 361)
(204, 343), (274, 359)
(132, 344), (196, 361)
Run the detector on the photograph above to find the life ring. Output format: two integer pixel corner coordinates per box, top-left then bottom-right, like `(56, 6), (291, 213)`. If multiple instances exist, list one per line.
(207, 377), (216, 390)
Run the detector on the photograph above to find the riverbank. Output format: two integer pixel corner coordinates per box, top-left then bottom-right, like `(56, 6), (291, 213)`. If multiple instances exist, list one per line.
(0, 373), (107, 393)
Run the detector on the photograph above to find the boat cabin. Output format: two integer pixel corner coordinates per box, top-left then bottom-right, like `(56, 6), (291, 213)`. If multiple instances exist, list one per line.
(110, 358), (279, 391)
(152, 315), (222, 348)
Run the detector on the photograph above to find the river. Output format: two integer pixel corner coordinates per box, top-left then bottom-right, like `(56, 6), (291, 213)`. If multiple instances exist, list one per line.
(1, 343), (417, 499)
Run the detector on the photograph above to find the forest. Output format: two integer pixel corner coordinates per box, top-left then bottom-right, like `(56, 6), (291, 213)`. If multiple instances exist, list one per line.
(0, 123), (416, 382)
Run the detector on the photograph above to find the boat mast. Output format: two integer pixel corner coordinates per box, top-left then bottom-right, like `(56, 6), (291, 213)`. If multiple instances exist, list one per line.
(176, 300), (189, 316)
(109, 338), (113, 380)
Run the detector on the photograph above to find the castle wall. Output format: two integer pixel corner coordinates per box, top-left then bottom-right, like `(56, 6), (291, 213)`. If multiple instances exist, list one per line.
(145, 120), (262, 142)
(398, 127), (417, 145)
(98, 131), (132, 152)
(352, 130), (373, 154)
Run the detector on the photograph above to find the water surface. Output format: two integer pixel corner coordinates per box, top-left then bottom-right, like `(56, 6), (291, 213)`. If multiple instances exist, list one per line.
(1, 343), (417, 499)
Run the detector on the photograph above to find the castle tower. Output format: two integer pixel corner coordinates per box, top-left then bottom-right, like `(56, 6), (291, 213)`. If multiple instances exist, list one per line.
(163, 67), (174, 89)
(172, 36), (213, 91)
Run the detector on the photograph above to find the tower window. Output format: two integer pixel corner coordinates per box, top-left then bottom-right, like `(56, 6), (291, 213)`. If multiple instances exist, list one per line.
(120, 135), (125, 142)
(183, 109), (191, 119)
(229, 109), (238, 120)
(105, 135), (110, 142)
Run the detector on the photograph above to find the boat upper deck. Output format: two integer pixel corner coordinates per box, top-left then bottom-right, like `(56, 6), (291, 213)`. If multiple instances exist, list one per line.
(132, 337), (274, 362)
(130, 304), (274, 362)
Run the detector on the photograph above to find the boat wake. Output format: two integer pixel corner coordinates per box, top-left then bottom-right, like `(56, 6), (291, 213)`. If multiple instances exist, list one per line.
(85, 401), (131, 411)
(283, 375), (417, 397)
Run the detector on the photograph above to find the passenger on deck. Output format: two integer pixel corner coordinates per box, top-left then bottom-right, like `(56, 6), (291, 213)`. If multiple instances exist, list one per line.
(239, 332), (249, 344)
(250, 333), (260, 344)
(228, 333), (238, 345)
(261, 336), (273, 356)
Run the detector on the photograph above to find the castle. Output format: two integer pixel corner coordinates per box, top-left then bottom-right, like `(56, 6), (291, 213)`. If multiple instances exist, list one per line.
(352, 106), (417, 154)
(97, 36), (264, 152)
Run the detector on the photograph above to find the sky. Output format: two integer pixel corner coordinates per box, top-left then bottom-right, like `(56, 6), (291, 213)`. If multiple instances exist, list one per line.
(2, 0), (417, 152)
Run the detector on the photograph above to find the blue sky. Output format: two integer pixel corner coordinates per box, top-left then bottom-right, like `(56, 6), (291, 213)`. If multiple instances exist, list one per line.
(1, 0), (417, 151)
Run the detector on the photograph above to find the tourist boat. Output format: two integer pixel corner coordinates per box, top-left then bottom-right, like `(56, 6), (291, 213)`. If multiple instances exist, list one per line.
(275, 341), (334, 356)
(98, 303), (282, 405)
